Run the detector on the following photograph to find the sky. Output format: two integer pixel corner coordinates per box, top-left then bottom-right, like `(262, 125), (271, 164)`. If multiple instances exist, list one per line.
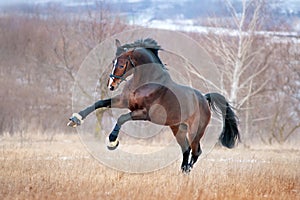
(0, 0), (64, 6)
(1, 0), (299, 12)
(0, 0), (188, 7)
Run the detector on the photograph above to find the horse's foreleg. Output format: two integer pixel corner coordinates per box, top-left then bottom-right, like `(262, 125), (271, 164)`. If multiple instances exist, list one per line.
(68, 95), (125, 127)
(67, 99), (111, 127)
(80, 99), (112, 118)
(107, 109), (148, 150)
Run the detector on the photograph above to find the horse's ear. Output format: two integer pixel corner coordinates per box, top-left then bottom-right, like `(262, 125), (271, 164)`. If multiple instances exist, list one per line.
(115, 39), (121, 48)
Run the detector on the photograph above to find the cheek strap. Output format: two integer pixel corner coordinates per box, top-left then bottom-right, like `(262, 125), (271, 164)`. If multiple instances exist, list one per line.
(109, 56), (135, 82)
(109, 73), (127, 81)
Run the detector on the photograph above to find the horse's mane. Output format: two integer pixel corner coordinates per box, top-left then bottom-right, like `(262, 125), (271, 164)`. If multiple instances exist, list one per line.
(116, 38), (163, 64)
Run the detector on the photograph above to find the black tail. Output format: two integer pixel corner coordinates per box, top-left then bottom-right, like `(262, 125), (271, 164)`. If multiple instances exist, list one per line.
(205, 93), (240, 148)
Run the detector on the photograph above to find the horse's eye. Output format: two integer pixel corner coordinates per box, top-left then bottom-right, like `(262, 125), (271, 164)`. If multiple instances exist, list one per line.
(119, 65), (124, 69)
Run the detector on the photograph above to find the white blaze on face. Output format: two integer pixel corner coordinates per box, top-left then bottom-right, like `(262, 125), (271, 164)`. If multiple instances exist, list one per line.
(108, 59), (117, 88)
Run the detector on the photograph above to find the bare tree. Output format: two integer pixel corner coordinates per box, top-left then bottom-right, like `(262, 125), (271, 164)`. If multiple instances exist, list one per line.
(191, 0), (276, 143)
(196, 0), (300, 146)
(267, 37), (300, 144)
(0, 2), (127, 135)
(206, 0), (273, 108)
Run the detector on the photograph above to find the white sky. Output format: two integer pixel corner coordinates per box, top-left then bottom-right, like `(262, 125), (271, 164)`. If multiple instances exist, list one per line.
(0, 0), (214, 6)
(0, 0), (63, 6)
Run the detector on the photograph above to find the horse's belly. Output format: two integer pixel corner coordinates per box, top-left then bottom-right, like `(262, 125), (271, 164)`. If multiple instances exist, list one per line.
(161, 86), (200, 124)
(148, 90), (194, 125)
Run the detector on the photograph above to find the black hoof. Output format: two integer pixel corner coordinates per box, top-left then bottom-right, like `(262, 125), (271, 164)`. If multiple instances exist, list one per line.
(107, 140), (119, 150)
(181, 164), (191, 174)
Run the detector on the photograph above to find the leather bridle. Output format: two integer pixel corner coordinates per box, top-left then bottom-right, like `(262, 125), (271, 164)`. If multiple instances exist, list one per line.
(109, 56), (135, 82)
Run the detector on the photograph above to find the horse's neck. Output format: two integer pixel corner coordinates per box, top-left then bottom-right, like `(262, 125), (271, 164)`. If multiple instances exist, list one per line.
(132, 64), (170, 85)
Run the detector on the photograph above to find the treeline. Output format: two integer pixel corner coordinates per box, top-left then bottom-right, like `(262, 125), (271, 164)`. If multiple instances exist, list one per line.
(0, 4), (128, 134)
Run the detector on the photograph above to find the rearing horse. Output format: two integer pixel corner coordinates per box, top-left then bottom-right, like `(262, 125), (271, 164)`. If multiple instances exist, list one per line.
(68, 38), (240, 173)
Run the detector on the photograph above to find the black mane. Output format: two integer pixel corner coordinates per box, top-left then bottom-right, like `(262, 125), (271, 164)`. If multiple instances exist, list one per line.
(116, 38), (163, 63)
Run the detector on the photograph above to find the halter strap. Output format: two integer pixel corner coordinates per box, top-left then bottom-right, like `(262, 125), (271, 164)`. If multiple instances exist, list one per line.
(109, 56), (135, 82)
(109, 73), (127, 81)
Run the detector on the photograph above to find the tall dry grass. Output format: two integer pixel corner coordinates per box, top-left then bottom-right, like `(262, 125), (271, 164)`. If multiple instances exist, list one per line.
(0, 133), (299, 200)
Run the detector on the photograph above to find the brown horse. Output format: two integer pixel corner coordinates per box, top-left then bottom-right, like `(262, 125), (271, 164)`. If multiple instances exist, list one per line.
(68, 38), (240, 173)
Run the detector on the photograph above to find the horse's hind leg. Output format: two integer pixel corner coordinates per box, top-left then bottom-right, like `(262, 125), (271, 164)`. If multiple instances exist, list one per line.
(170, 124), (191, 173)
(190, 141), (202, 168)
(188, 126), (206, 168)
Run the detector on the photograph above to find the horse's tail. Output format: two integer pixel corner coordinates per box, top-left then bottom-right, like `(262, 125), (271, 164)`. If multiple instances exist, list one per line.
(205, 93), (240, 148)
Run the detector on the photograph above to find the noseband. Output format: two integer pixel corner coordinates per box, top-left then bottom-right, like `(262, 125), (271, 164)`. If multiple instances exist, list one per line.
(109, 56), (135, 82)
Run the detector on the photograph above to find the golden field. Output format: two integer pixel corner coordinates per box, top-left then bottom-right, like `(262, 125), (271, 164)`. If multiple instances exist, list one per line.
(0, 134), (299, 200)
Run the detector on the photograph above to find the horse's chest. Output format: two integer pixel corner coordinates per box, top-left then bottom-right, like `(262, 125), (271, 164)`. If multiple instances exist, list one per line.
(128, 93), (143, 110)
(128, 85), (162, 110)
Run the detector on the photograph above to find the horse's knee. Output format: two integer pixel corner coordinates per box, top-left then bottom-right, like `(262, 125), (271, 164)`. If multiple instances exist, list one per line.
(179, 123), (188, 131)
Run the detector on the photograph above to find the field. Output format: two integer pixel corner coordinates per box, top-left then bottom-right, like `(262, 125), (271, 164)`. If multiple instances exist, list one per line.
(1, 134), (299, 200)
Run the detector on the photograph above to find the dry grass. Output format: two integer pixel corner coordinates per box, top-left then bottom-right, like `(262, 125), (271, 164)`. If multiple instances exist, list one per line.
(0, 134), (299, 200)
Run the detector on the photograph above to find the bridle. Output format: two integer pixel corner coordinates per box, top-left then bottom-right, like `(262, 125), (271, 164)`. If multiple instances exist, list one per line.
(109, 55), (136, 82)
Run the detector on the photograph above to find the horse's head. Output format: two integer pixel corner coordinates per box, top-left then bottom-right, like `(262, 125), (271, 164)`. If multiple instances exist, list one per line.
(107, 38), (163, 91)
(107, 40), (136, 91)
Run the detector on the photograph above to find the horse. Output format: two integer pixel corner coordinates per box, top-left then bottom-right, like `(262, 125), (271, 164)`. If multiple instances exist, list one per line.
(68, 38), (240, 173)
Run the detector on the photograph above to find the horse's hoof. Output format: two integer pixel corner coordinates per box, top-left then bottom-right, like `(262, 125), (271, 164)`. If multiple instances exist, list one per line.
(67, 119), (78, 127)
(181, 165), (191, 174)
(107, 139), (119, 150)
(67, 113), (83, 127)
